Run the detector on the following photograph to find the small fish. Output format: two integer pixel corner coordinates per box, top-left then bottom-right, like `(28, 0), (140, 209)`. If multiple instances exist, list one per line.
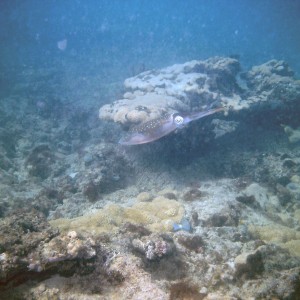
(119, 107), (224, 145)
(173, 218), (191, 232)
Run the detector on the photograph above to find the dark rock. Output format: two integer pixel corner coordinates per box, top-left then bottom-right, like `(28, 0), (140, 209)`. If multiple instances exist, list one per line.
(276, 183), (292, 205)
(162, 192), (177, 200)
(106, 269), (125, 285)
(236, 194), (261, 209)
(283, 158), (297, 168)
(0, 211), (57, 256)
(177, 235), (205, 253)
(169, 281), (204, 300)
(121, 222), (151, 237)
(203, 206), (240, 227)
(0, 128), (17, 157)
(191, 211), (199, 227)
(0, 201), (8, 218)
(276, 176), (291, 186)
(0, 210), (58, 286)
(280, 153), (291, 160)
(235, 244), (300, 284)
(234, 248), (264, 279)
(183, 188), (206, 201)
(25, 144), (55, 179)
(0, 154), (13, 171)
(83, 181), (99, 202)
(78, 144), (135, 201)
(205, 213), (228, 227)
(254, 268), (300, 299)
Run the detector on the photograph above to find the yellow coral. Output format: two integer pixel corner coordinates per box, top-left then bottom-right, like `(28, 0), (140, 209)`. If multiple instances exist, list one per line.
(136, 192), (152, 202)
(249, 224), (300, 244)
(124, 208), (159, 224)
(291, 175), (300, 184)
(294, 209), (300, 222)
(281, 240), (300, 257)
(164, 208), (177, 217)
(282, 125), (300, 143)
(50, 195), (184, 235)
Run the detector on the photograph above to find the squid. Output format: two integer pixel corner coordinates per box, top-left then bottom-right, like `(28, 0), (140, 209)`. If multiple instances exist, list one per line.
(119, 107), (224, 145)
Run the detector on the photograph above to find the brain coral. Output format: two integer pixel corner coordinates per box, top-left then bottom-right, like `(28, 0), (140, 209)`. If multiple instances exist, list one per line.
(50, 196), (184, 235)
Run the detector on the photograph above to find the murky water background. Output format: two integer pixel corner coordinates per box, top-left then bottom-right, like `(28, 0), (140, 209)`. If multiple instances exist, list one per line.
(1, 1), (300, 299)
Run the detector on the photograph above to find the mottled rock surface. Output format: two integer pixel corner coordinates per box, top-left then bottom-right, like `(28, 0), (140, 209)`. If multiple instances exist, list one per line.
(100, 57), (300, 129)
(1, 57), (300, 299)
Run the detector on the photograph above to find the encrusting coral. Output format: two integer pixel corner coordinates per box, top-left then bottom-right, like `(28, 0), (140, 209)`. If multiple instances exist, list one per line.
(99, 57), (300, 140)
(282, 125), (300, 143)
(132, 233), (175, 260)
(99, 57), (242, 127)
(50, 195), (184, 235)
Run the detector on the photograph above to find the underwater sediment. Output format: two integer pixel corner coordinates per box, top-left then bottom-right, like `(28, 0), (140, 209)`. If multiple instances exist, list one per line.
(1, 57), (300, 299)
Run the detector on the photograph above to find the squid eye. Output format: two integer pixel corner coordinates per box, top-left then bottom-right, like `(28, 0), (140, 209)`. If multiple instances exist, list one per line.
(174, 115), (184, 125)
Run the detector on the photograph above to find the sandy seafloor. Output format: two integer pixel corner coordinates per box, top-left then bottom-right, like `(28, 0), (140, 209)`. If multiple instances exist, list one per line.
(1, 54), (300, 300)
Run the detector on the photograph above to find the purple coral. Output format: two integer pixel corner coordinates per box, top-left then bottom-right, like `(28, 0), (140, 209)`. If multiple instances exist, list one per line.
(132, 235), (174, 260)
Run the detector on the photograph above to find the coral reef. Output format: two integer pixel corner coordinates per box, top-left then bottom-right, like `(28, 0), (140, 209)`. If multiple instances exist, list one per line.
(0, 212), (124, 297)
(249, 224), (300, 256)
(182, 188), (206, 201)
(136, 191), (153, 202)
(49, 195), (185, 234)
(107, 254), (169, 299)
(282, 124), (300, 143)
(0, 211), (99, 287)
(234, 246), (264, 279)
(176, 234), (205, 253)
(28, 231), (96, 272)
(1, 57), (300, 299)
(25, 144), (55, 179)
(77, 143), (135, 200)
(2, 180), (300, 299)
(0, 211), (57, 284)
(99, 57), (242, 127)
(0, 127), (17, 158)
(168, 281), (204, 300)
(132, 234), (175, 260)
(99, 57), (300, 132)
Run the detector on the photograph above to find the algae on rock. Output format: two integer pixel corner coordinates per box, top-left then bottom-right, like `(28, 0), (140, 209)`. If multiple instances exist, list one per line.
(50, 196), (184, 234)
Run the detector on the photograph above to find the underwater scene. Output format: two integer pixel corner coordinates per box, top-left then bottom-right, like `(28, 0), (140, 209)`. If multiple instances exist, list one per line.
(1, 0), (300, 299)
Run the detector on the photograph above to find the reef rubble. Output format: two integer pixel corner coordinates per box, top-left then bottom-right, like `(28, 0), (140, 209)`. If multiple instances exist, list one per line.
(1, 184), (300, 299)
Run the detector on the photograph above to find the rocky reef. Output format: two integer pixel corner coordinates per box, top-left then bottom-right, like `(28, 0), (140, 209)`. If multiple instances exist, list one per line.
(49, 195), (184, 234)
(99, 57), (300, 129)
(1, 57), (300, 299)
(2, 184), (300, 299)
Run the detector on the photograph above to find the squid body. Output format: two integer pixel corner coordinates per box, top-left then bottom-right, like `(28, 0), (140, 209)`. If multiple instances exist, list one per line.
(119, 107), (224, 145)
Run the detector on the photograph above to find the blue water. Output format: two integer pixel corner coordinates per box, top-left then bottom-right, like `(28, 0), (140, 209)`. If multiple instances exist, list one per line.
(1, 0), (299, 79)
(1, 1), (300, 297)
